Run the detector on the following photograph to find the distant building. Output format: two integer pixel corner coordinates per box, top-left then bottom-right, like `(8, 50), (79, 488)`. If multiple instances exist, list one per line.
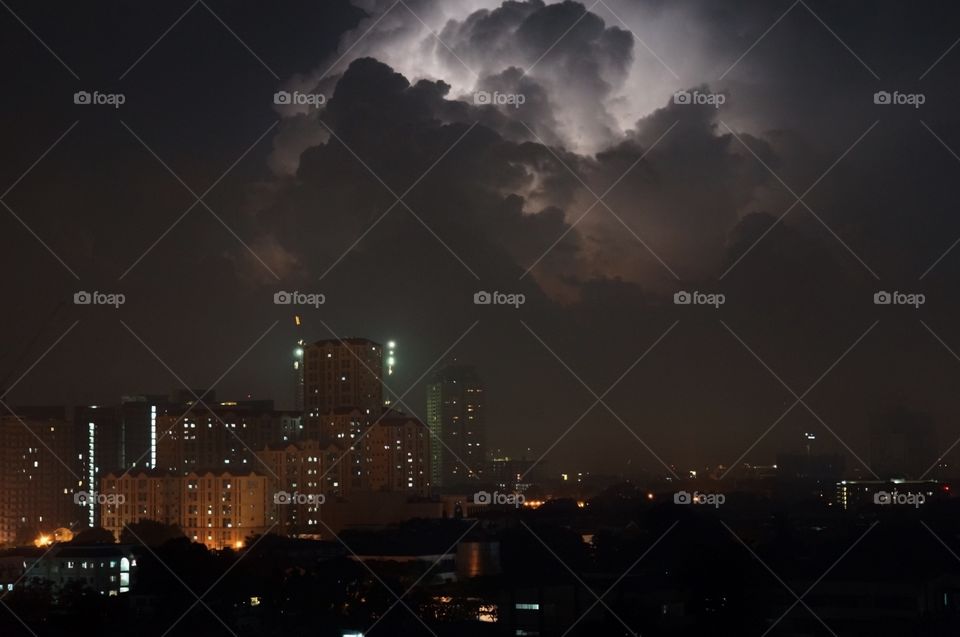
(426, 365), (485, 488)
(835, 479), (948, 510)
(256, 440), (352, 532)
(489, 457), (536, 492)
(119, 394), (171, 470)
(302, 338), (384, 418)
(101, 469), (272, 550)
(0, 407), (78, 544)
(74, 405), (124, 529)
(155, 401), (298, 475)
(363, 412), (431, 496)
(3, 544), (138, 597)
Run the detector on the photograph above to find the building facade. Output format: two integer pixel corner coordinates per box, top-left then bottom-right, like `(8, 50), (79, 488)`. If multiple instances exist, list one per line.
(303, 338), (383, 419)
(0, 407), (79, 545)
(101, 470), (272, 550)
(363, 413), (431, 496)
(426, 365), (485, 488)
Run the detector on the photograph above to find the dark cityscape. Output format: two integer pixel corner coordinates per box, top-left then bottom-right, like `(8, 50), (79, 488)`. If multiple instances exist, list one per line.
(4, 0), (960, 635)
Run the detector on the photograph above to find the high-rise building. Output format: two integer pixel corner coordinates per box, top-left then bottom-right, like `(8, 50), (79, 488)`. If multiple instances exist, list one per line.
(74, 405), (124, 529)
(119, 394), (168, 470)
(426, 365), (485, 488)
(155, 401), (297, 475)
(363, 412), (431, 496)
(0, 407), (79, 544)
(303, 338), (383, 418)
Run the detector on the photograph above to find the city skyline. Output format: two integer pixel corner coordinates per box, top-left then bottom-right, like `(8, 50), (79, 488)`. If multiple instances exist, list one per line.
(5, 1), (960, 633)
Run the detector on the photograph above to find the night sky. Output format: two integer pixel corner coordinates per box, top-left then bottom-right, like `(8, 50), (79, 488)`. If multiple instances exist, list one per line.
(4, 0), (960, 477)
